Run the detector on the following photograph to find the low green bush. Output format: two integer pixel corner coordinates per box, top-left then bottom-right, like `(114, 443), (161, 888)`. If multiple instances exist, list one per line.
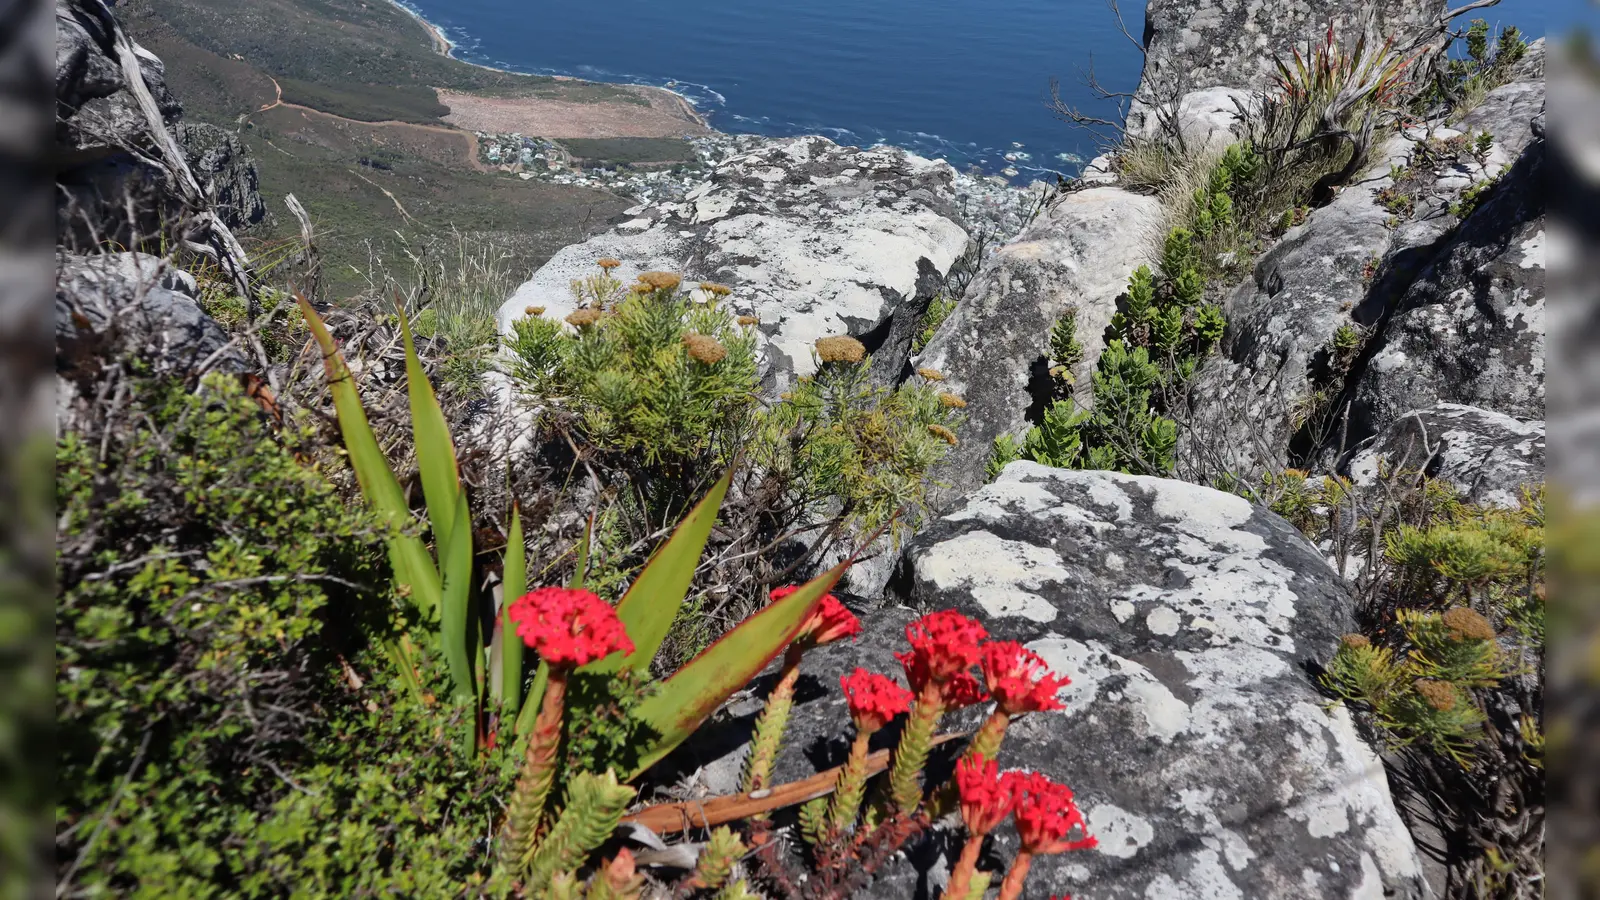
(55, 373), (521, 895)
(988, 227), (1222, 478)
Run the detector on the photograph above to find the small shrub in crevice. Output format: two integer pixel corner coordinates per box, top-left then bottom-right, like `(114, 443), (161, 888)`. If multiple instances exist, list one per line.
(988, 227), (1223, 479)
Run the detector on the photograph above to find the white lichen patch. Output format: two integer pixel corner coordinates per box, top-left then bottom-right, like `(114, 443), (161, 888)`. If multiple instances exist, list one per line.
(1140, 849), (1245, 900)
(1028, 636), (1189, 740)
(1146, 605), (1182, 636)
(1087, 803), (1155, 860)
(919, 531), (1064, 622)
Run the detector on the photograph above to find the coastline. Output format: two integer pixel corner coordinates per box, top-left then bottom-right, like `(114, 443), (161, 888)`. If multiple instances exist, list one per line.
(383, 0), (712, 132)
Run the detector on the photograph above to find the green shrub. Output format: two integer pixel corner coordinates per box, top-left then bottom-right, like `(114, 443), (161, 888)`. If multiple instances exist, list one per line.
(988, 226), (1222, 479)
(757, 352), (963, 542)
(507, 274), (759, 466)
(55, 374), (518, 895)
(911, 291), (958, 354)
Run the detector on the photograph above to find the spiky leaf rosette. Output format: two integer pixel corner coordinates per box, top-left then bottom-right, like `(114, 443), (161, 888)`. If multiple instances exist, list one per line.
(588, 849), (645, 900)
(691, 826), (745, 890)
(717, 879), (761, 900)
(526, 770), (637, 889)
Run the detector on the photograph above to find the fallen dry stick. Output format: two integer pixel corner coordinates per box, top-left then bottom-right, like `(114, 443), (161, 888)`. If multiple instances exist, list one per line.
(624, 732), (969, 835)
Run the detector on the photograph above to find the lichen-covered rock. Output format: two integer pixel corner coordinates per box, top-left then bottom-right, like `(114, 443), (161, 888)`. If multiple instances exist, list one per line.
(495, 136), (971, 393)
(56, 252), (249, 378)
(1128, 0), (1444, 136)
(916, 187), (1164, 507)
(176, 123), (267, 230)
(1177, 136), (1414, 482)
(1342, 403), (1543, 510)
(1347, 138), (1545, 444)
(895, 463), (1423, 899)
(709, 464), (1423, 899)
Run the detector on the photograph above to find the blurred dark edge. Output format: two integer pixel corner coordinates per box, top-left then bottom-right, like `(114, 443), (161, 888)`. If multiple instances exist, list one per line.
(0, 0), (55, 897)
(1548, 11), (1600, 900)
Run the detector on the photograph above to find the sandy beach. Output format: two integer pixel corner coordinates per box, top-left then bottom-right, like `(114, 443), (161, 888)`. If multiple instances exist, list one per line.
(385, 0), (712, 138)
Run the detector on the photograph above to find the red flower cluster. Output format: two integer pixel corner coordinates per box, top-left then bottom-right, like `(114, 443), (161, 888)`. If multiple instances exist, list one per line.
(1008, 771), (1097, 854)
(771, 586), (862, 650)
(955, 756), (1015, 836)
(840, 667), (914, 733)
(982, 642), (1069, 715)
(895, 610), (989, 695)
(508, 587), (634, 668)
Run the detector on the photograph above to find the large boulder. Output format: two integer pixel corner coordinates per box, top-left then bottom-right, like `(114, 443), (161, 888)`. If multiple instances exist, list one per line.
(1341, 403), (1544, 510)
(495, 136), (971, 393)
(721, 464), (1424, 899)
(916, 187), (1164, 507)
(1127, 0), (1445, 137)
(903, 464), (1422, 898)
(1346, 138), (1545, 446)
(56, 252), (250, 380)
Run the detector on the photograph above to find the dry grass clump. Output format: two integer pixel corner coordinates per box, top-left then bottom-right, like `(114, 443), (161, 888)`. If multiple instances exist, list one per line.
(927, 424), (958, 446)
(524, 305), (545, 316)
(938, 392), (967, 409)
(736, 315), (760, 326)
(815, 335), (866, 365)
(916, 367), (945, 382)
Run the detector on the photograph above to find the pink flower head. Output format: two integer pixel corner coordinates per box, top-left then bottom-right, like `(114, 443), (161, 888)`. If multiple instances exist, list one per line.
(894, 610), (988, 692)
(508, 586), (634, 668)
(840, 667), (913, 733)
(1005, 771), (1097, 855)
(955, 755), (1015, 836)
(982, 642), (1069, 716)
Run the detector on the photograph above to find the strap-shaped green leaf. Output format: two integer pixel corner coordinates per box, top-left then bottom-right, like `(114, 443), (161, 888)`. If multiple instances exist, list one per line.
(585, 470), (732, 675)
(396, 304), (463, 552)
(501, 504), (527, 714)
(623, 558), (850, 780)
(439, 488), (475, 701)
(295, 295), (440, 616)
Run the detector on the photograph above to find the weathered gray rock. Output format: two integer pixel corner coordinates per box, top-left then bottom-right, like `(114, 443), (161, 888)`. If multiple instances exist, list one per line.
(55, 0), (181, 165)
(916, 187), (1164, 507)
(1127, 86), (1255, 156)
(1458, 79), (1546, 175)
(1342, 403), (1543, 510)
(1177, 136), (1415, 482)
(1128, 0), (1445, 137)
(900, 464), (1423, 899)
(496, 136), (970, 393)
(55, 252), (249, 378)
(1347, 139), (1544, 445)
(176, 123), (267, 230)
(704, 464), (1423, 898)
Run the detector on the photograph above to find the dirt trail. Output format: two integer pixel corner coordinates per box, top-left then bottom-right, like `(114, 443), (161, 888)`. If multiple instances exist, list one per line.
(252, 75), (489, 172)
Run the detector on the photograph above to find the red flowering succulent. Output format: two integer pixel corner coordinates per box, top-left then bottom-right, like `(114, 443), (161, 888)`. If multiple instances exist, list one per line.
(982, 642), (1069, 715)
(770, 586), (862, 650)
(955, 756), (1015, 836)
(895, 610), (989, 693)
(840, 668), (914, 733)
(1007, 771), (1097, 854)
(508, 586), (634, 668)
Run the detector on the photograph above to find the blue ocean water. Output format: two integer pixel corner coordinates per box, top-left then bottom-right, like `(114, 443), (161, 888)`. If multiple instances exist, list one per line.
(400, 0), (1569, 182)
